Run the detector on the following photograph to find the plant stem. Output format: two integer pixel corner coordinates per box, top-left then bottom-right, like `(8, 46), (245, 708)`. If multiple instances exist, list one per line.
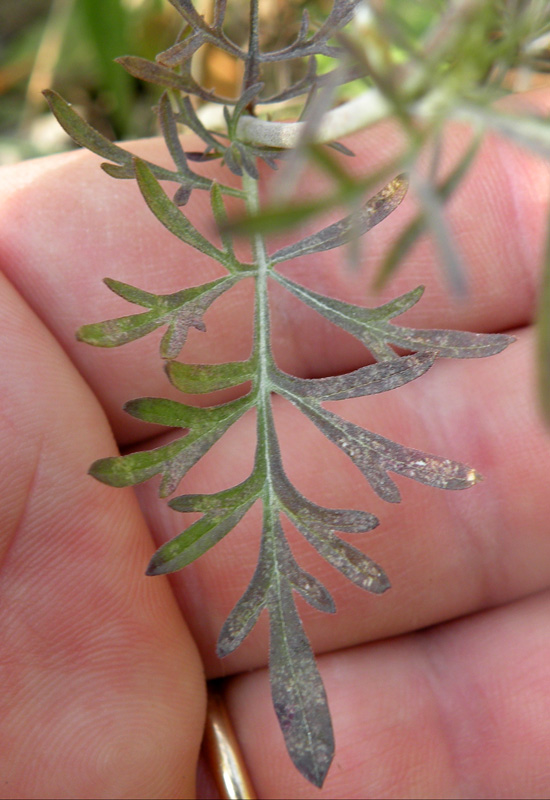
(242, 166), (280, 549)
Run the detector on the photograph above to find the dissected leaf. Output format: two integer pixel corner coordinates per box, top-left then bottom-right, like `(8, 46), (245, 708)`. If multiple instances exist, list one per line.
(268, 404), (388, 593)
(292, 398), (481, 503)
(89, 393), (254, 497)
(68, 2), (522, 789)
(275, 273), (513, 360)
(43, 89), (197, 185)
(147, 474), (261, 574)
(76, 275), (238, 357)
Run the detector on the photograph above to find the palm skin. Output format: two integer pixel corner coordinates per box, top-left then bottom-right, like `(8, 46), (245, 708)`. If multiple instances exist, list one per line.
(1, 88), (550, 799)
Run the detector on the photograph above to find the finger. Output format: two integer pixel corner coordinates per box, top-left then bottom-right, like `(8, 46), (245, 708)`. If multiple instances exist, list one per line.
(0, 91), (548, 442)
(0, 272), (205, 798)
(134, 326), (550, 677)
(223, 588), (550, 799)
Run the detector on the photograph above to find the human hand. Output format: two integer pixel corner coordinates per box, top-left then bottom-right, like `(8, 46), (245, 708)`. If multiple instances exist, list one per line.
(1, 89), (550, 799)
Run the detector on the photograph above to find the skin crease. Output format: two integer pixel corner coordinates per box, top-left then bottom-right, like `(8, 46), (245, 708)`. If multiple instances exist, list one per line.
(1, 87), (550, 798)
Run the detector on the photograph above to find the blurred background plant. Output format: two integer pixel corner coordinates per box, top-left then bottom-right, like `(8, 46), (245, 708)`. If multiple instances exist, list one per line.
(0, 0), (465, 163)
(0, 0), (360, 162)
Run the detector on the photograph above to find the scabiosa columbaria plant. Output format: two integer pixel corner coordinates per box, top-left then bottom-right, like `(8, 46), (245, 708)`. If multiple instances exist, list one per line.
(45, 0), (513, 787)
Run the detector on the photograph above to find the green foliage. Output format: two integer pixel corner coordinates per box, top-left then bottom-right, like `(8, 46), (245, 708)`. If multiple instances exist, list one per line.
(46, 0), (517, 787)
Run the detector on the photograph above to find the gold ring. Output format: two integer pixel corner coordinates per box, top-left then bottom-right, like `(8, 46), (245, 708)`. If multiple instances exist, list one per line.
(204, 681), (257, 800)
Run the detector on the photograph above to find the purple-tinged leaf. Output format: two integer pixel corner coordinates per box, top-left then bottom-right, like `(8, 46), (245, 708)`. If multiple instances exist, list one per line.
(173, 184), (192, 206)
(295, 400), (481, 503)
(157, 93), (192, 178)
(275, 274), (513, 360)
(116, 55), (194, 89)
(224, 146), (243, 177)
(76, 276), (238, 356)
(268, 575), (334, 788)
(164, 0), (207, 30)
(217, 532), (272, 657)
(272, 352), (435, 401)
(233, 82), (264, 123)
(186, 150), (220, 162)
(272, 467), (379, 536)
(276, 532), (335, 614)
(156, 32), (204, 67)
(178, 97), (225, 152)
(384, 326), (514, 359)
(291, 514), (390, 594)
(264, 396), (380, 531)
(43, 89), (198, 185)
(213, 0), (227, 30)
(235, 143), (259, 180)
(271, 175), (408, 264)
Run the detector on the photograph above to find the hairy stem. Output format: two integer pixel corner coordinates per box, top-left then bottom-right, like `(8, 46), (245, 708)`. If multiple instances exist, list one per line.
(243, 168), (277, 494)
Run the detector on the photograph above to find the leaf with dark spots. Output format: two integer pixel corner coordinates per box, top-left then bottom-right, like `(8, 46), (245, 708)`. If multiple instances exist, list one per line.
(269, 575), (334, 788)
(217, 532), (272, 657)
(271, 352), (435, 401)
(270, 174), (408, 264)
(294, 399), (481, 502)
(386, 326), (514, 359)
(287, 514), (390, 594)
(276, 532), (335, 614)
(275, 274), (513, 361)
